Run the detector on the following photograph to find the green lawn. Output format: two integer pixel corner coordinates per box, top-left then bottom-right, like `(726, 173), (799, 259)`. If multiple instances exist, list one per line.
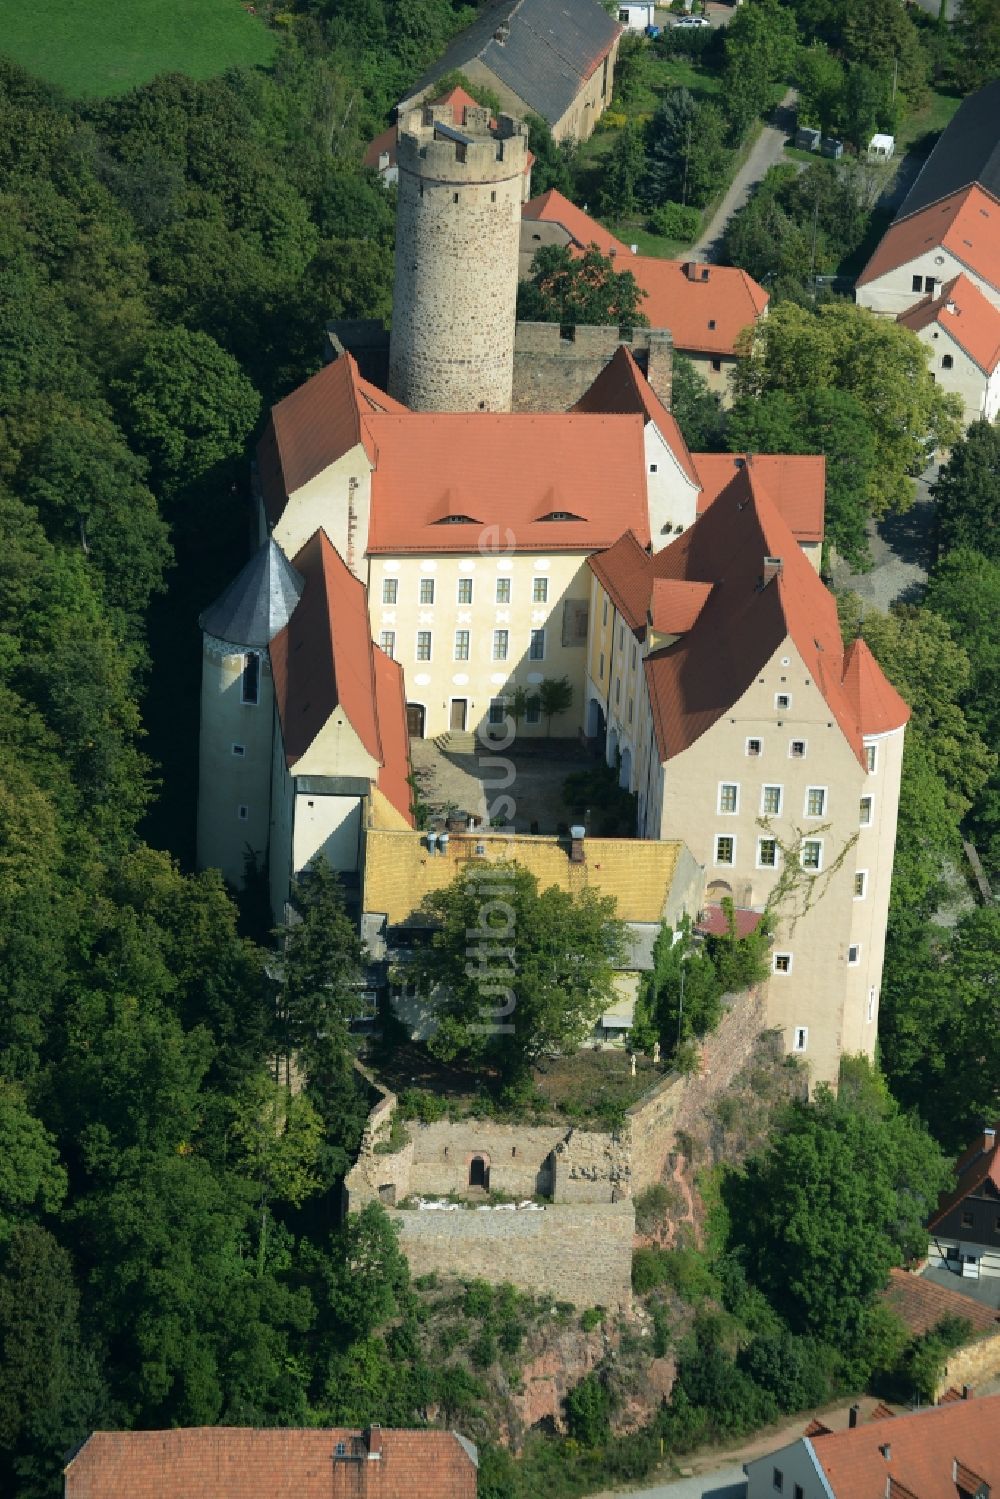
(1, 0), (277, 98)
(896, 85), (963, 154)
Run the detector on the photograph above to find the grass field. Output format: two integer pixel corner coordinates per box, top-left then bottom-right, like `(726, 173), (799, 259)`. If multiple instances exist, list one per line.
(1, 0), (277, 98)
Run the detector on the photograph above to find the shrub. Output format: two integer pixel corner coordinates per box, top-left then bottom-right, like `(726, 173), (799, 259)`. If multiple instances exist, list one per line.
(633, 1246), (716, 1301)
(398, 1087), (446, 1122)
(580, 1306), (604, 1332)
(647, 201), (701, 240)
(469, 1327), (499, 1368)
(463, 1280), (494, 1318)
(565, 1372), (612, 1446)
(634, 1183), (677, 1235)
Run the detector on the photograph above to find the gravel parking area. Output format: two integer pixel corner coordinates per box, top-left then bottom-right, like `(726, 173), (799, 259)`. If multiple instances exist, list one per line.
(410, 737), (594, 834)
(830, 465), (938, 613)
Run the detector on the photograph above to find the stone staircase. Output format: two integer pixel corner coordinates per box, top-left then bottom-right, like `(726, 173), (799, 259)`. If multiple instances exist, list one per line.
(433, 731), (477, 754)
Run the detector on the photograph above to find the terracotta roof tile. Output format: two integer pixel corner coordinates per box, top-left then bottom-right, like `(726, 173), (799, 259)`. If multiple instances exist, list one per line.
(694, 904), (764, 939)
(374, 646), (415, 827)
(882, 1267), (999, 1340)
(573, 346), (700, 485)
(841, 637), (911, 735)
(928, 1127), (1000, 1231)
(693, 453), (825, 544)
(629, 258), (768, 356)
(857, 184), (1000, 293)
(522, 189), (631, 258)
(650, 576), (713, 633)
(588, 529), (654, 633)
(809, 1394), (1000, 1499)
(804, 1418), (833, 1437)
(869, 1403), (897, 1421)
(65, 1427), (477, 1499)
(365, 412), (650, 552)
(898, 272), (1000, 373)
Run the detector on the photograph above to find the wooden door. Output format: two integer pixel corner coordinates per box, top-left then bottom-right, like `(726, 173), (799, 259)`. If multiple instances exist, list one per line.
(450, 698), (467, 731)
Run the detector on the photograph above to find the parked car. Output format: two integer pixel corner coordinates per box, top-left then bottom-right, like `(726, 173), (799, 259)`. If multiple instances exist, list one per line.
(673, 14), (711, 25)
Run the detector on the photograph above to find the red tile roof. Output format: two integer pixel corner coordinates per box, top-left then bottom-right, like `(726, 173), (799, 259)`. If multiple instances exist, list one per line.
(693, 453), (826, 544)
(841, 637), (911, 736)
(856, 184), (1000, 293)
(809, 1394), (1000, 1499)
(365, 412), (650, 552)
(928, 1127), (1000, 1232)
(629, 257), (768, 357)
(588, 528), (654, 632)
(621, 469), (899, 765)
(882, 1268), (999, 1340)
(650, 576), (713, 633)
(573, 346), (700, 486)
(522, 189), (631, 258)
(898, 272), (1000, 373)
(64, 1427), (477, 1499)
(270, 533), (412, 823)
(695, 903), (764, 939)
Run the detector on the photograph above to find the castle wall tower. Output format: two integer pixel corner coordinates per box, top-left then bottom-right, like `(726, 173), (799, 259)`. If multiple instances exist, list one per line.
(388, 103), (528, 413)
(196, 540), (304, 889)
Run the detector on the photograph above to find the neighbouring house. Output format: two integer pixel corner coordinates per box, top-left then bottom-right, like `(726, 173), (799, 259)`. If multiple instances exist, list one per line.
(744, 1393), (1000, 1499)
(64, 1427), (478, 1499)
(361, 823), (703, 1045)
(898, 274), (1000, 426)
(617, 2), (656, 32)
(519, 191), (769, 397)
(395, 0), (622, 143)
(927, 1125), (1000, 1281)
(363, 83), (534, 197)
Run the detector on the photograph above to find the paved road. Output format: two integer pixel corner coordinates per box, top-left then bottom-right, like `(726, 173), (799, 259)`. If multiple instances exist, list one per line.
(591, 1464), (747, 1499)
(689, 88), (798, 262)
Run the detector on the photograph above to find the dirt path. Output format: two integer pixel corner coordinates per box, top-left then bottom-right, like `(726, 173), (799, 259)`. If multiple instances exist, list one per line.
(689, 89), (798, 263)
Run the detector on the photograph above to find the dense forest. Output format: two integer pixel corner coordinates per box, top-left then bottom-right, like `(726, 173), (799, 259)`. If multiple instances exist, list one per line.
(0, 0), (998, 1494)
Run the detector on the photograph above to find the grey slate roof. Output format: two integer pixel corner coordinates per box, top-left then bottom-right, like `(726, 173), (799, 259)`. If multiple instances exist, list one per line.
(199, 539), (305, 648)
(896, 78), (1000, 222)
(401, 0), (620, 128)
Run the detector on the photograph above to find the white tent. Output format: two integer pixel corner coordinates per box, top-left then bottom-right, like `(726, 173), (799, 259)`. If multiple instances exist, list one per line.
(868, 133), (895, 160)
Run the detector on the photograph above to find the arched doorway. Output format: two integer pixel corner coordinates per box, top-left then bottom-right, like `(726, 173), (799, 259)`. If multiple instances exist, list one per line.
(705, 879), (733, 902)
(619, 745), (632, 789)
(406, 702), (425, 737)
(468, 1155), (490, 1189)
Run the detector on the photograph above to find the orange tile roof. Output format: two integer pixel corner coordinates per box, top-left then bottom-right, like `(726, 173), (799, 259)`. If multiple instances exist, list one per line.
(630, 258), (768, 356)
(522, 189), (631, 258)
(841, 636), (910, 736)
(650, 576), (713, 633)
(809, 1395), (1000, 1499)
(928, 1126), (1000, 1231)
(693, 453), (826, 544)
(573, 346), (700, 485)
(362, 121), (398, 171)
(365, 412), (650, 552)
(695, 903), (764, 939)
(64, 1427), (477, 1499)
(856, 184), (1000, 293)
(898, 272), (1000, 373)
(588, 528), (654, 632)
(373, 646), (415, 827)
(629, 469), (895, 765)
(882, 1267), (999, 1340)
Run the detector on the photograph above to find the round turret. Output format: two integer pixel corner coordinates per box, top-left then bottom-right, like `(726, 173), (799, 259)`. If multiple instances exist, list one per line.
(388, 103), (529, 413)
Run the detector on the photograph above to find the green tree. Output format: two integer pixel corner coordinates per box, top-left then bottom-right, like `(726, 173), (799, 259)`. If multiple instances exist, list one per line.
(565, 1372), (612, 1446)
(795, 43), (846, 133)
(669, 353), (725, 451)
(600, 124), (646, 220)
(410, 862), (627, 1080)
(0, 1086), (66, 1243)
(932, 418), (1000, 563)
(953, 0), (1000, 90)
(722, 0), (798, 142)
(538, 674), (574, 734)
(644, 88), (697, 206)
(684, 103), (733, 209)
(525, 114), (576, 196)
(518, 245), (649, 330)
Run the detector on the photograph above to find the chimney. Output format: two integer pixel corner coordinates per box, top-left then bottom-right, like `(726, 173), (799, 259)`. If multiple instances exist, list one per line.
(365, 1426), (383, 1460)
(762, 556), (783, 586)
(945, 300), (956, 313)
(426, 830), (438, 855)
(570, 825), (586, 863)
(849, 1404), (860, 1428)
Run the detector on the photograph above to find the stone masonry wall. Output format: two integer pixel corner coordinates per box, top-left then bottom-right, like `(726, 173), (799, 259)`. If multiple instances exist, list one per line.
(392, 1202), (635, 1309)
(512, 323), (673, 412)
(937, 1331), (1000, 1401)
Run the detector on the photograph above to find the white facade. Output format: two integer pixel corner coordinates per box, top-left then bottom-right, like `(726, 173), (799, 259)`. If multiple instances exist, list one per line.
(909, 318), (1000, 427)
(857, 249), (1000, 318)
(617, 2), (655, 29)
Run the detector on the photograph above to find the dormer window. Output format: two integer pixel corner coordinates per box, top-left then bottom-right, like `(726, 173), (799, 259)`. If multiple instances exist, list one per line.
(436, 514), (478, 524)
(708, 319), (716, 330)
(542, 510), (579, 521)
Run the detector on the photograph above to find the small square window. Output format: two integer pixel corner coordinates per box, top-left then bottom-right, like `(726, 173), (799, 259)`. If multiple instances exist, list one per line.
(746, 737), (762, 757)
(493, 629), (509, 661)
(848, 944), (860, 965)
(962, 1210), (974, 1227)
(458, 577), (473, 604)
(237, 804), (249, 821)
(533, 577), (548, 603)
(419, 578), (435, 605)
(715, 835), (735, 865)
(232, 743), (245, 757)
(860, 795), (873, 826)
(758, 837), (777, 868)
(793, 1026), (808, 1052)
(382, 578), (398, 605)
(865, 744), (877, 773)
(454, 630), (470, 661)
(789, 739), (806, 759)
(912, 274), (923, 292)
(775, 692), (791, 711)
(854, 871), (867, 898)
(496, 577), (511, 604)
(708, 318), (717, 331)
(379, 630), (395, 659)
(649, 462), (658, 473)
(805, 787), (826, 817)
(773, 952), (792, 974)
(530, 629), (545, 661)
(416, 631), (432, 661)
(719, 783), (739, 814)
(801, 839), (822, 871)
(762, 785), (782, 816)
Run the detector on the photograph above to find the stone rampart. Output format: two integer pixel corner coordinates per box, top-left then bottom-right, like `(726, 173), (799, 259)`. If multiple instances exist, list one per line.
(937, 1331), (1000, 1401)
(512, 323), (673, 412)
(392, 1202), (634, 1309)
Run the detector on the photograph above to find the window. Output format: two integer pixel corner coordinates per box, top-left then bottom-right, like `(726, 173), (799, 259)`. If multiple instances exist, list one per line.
(789, 739), (806, 758)
(865, 743), (877, 773)
(758, 837), (778, 868)
(419, 578), (435, 605)
(618, 624), (624, 650)
(454, 630), (470, 661)
(801, 839), (823, 871)
(533, 577), (548, 603)
(805, 787), (826, 817)
(416, 631), (432, 661)
(746, 737), (762, 757)
(775, 692), (791, 710)
(488, 698), (506, 725)
(237, 804), (249, 821)
(382, 578), (398, 605)
(380, 630), (395, 659)
(526, 695), (541, 725)
(962, 1211), (974, 1228)
(240, 652), (260, 705)
(761, 785), (782, 816)
(718, 782), (739, 814)
(926, 277), (936, 294)
(528, 628), (545, 661)
(493, 629), (509, 661)
(599, 652), (605, 678)
(848, 944), (861, 965)
(715, 835), (735, 865)
(628, 697), (634, 723)
(496, 577), (511, 604)
(912, 274), (923, 292)
(458, 577), (473, 604)
(860, 795), (873, 826)
(490, 189), (496, 203)
(232, 743), (245, 757)
(867, 987), (876, 1023)
(942, 353), (953, 370)
(708, 318), (717, 330)
(794, 1487), (804, 1499)
(603, 598), (608, 627)
(793, 1026), (808, 1052)
(631, 643), (637, 669)
(649, 462), (658, 473)
(773, 952), (792, 974)
(615, 678), (621, 704)
(711, 358), (722, 373)
(773, 1469), (784, 1493)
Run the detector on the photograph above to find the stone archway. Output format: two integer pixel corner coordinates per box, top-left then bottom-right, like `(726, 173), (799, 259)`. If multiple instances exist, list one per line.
(468, 1155), (490, 1190)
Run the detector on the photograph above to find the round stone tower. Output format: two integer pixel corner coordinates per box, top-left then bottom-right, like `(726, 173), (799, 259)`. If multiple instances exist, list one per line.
(388, 102), (529, 413)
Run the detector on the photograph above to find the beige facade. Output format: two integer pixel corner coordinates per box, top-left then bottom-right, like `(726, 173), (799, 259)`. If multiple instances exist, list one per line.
(265, 449), (372, 578)
(908, 319), (1000, 426)
(197, 636), (274, 889)
(686, 349), (738, 401)
(367, 550), (592, 741)
(856, 249), (1000, 318)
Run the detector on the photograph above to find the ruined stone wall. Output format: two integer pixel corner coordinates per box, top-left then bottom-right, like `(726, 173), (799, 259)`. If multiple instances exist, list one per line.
(512, 323), (673, 412)
(392, 1202), (635, 1309)
(937, 1332), (1000, 1401)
